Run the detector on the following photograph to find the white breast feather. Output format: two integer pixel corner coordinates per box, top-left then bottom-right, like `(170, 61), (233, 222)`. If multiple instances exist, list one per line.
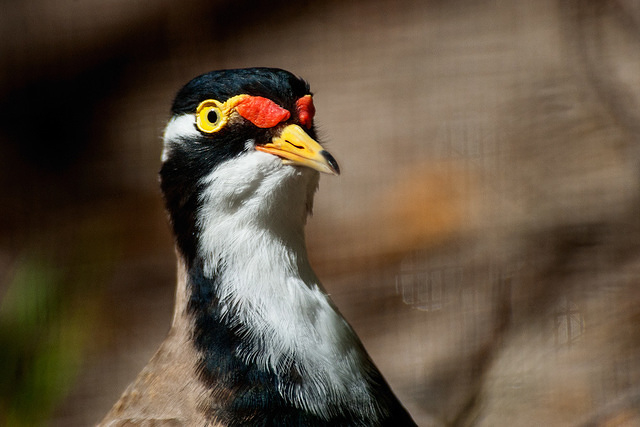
(163, 116), (383, 421)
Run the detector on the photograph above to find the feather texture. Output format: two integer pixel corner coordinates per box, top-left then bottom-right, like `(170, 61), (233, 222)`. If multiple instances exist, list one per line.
(100, 68), (416, 426)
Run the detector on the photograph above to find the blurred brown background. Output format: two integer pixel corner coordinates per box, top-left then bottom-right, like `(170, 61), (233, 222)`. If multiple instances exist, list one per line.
(1, 0), (640, 426)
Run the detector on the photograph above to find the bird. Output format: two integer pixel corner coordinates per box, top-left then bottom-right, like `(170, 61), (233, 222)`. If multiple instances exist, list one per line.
(99, 67), (416, 426)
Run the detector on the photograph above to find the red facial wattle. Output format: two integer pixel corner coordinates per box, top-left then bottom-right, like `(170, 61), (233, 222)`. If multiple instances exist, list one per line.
(236, 96), (291, 128)
(296, 95), (315, 129)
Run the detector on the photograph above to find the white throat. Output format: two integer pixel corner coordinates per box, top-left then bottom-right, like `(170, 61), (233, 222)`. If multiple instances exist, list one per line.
(194, 150), (380, 420)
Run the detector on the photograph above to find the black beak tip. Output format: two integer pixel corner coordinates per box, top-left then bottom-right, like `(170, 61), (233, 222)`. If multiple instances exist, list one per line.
(321, 150), (340, 175)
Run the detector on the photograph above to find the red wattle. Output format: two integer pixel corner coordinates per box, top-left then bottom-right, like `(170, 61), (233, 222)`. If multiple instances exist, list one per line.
(236, 96), (290, 128)
(296, 95), (315, 128)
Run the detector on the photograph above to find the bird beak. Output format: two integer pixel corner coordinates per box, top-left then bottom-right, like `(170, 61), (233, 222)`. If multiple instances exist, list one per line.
(256, 124), (340, 175)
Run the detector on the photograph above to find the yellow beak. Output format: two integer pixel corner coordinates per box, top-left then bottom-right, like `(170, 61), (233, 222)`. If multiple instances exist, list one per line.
(256, 124), (340, 175)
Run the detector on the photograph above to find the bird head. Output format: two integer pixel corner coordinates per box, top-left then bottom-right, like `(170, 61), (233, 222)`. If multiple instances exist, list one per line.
(159, 68), (339, 265)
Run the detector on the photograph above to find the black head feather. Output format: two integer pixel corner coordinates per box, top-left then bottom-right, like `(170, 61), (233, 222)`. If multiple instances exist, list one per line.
(171, 67), (311, 115)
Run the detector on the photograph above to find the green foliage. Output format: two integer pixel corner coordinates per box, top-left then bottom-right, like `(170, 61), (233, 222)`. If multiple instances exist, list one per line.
(0, 256), (96, 426)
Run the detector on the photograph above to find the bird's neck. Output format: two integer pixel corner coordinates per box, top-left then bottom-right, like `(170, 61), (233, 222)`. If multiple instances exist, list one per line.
(177, 228), (379, 416)
(167, 189), (385, 423)
(163, 161), (408, 423)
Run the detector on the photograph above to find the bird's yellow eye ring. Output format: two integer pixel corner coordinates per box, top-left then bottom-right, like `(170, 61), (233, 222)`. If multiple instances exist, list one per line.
(196, 100), (227, 133)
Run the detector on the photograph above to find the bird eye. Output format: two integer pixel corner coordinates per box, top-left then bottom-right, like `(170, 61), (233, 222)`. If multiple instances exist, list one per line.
(207, 109), (219, 124)
(196, 99), (227, 133)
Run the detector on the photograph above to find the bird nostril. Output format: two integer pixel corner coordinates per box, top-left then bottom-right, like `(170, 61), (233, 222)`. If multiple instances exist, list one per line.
(285, 139), (304, 149)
